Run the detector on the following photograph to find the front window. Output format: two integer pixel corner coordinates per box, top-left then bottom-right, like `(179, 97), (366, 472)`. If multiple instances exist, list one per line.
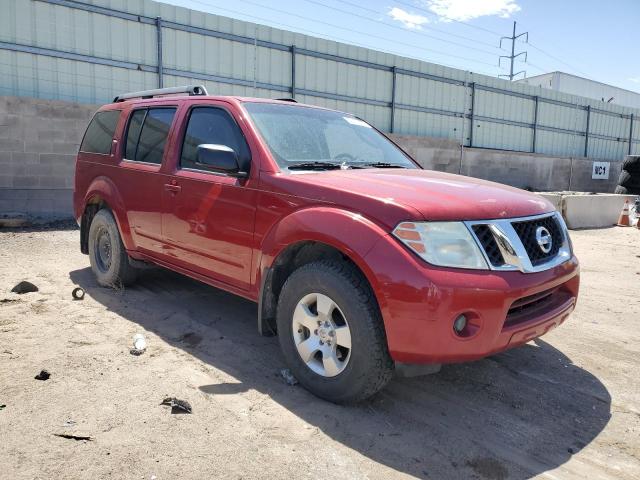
(243, 103), (417, 171)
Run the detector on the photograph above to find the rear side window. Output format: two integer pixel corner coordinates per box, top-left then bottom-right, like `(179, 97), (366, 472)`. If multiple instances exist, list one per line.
(124, 107), (176, 164)
(80, 110), (121, 154)
(180, 107), (250, 170)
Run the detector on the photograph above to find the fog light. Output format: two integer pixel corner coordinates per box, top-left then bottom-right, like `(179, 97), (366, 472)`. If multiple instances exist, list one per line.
(453, 314), (467, 335)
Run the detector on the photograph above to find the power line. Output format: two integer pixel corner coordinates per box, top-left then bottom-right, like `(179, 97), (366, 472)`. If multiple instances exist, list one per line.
(512, 20), (590, 77)
(498, 21), (528, 81)
(524, 61), (550, 74)
(192, 0), (500, 69)
(184, 0), (501, 75)
(526, 41), (589, 77)
(307, 0), (503, 52)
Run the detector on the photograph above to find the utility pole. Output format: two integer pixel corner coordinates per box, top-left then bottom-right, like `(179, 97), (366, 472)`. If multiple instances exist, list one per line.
(499, 21), (528, 81)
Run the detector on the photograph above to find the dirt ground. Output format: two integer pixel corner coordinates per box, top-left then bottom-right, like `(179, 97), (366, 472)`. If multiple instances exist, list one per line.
(0, 225), (638, 480)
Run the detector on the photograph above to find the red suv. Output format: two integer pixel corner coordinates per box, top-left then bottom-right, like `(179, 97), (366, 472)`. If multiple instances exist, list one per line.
(74, 85), (579, 403)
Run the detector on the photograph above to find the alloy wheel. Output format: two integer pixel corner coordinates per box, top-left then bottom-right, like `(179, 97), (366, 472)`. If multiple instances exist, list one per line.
(291, 292), (352, 377)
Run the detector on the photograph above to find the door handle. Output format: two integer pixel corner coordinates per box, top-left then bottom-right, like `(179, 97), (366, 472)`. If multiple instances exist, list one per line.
(164, 183), (182, 193)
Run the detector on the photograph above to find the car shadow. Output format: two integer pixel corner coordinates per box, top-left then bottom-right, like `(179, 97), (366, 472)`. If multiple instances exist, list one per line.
(70, 266), (611, 480)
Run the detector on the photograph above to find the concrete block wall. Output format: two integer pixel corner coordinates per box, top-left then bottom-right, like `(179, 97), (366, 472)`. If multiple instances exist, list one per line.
(0, 96), (98, 219)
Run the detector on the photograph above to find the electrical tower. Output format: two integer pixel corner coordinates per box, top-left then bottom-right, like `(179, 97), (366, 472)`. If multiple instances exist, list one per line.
(499, 21), (528, 81)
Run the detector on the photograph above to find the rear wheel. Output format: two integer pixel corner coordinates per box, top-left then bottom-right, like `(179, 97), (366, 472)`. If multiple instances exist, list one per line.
(276, 260), (393, 403)
(88, 209), (137, 287)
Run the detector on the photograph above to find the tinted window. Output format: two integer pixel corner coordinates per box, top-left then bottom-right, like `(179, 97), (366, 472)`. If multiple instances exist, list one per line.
(125, 110), (146, 160)
(180, 107), (250, 170)
(80, 110), (121, 154)
(124, 107), (176, 164)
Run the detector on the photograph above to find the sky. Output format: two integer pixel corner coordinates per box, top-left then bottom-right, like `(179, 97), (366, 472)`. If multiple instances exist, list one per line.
(162, 0), (640, 93)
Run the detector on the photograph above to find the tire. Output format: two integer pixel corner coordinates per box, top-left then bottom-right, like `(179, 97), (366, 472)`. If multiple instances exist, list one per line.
(618, 169), (640, 190)
(276, 260), (393, 404)
(622, 156), (640, 172)
(618, 169), (632, 186)
(88, 209), (137, 287)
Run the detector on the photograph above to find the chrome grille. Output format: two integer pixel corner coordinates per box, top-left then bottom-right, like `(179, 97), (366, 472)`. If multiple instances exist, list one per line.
(466, 212), (571, 274)
(511, 216), (563, 266)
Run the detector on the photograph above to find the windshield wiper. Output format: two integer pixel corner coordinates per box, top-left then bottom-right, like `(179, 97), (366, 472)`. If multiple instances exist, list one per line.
(357, 162), (407, 169)
(287, 161), (344, 171)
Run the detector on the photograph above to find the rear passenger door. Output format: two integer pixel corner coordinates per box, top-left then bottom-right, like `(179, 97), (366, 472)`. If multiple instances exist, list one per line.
(161, 105), (257, 291)
(119, 106), (176, 255)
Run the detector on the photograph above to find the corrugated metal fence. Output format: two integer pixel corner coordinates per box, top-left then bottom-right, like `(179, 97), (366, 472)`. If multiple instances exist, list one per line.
(1, 0), (639, 160)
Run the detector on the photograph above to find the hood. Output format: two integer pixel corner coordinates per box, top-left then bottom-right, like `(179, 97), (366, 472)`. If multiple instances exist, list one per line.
(273, 168), (554, 225)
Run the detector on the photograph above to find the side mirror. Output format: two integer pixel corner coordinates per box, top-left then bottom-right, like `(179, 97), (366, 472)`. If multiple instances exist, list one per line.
(196, 144), (248, 177)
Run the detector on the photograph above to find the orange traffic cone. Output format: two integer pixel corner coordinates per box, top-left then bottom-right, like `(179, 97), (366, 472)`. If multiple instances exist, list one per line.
(617, 200), (631, 227)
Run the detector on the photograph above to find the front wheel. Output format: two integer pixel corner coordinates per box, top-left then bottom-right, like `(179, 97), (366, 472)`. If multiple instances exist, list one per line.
(88, 209), (137, 287)
(276, 260), (393, 403)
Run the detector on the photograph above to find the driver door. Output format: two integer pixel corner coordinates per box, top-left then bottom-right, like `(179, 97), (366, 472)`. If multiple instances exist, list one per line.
(161, 105), (257, 291)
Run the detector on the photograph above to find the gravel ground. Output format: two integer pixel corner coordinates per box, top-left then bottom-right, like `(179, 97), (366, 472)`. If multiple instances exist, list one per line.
(0, 225), (638, 480)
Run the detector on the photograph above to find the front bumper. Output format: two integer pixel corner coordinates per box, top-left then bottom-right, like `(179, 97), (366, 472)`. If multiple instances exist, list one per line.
(363, 234), (580, 364)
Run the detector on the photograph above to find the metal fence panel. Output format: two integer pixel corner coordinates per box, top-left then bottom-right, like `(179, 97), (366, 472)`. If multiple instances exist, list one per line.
(396, 75), (465, 114)
(297, 55), (392, 103)
(394, 109), (464, 139)
(473, 122), (533, 152)
(163, 29), (256, 83)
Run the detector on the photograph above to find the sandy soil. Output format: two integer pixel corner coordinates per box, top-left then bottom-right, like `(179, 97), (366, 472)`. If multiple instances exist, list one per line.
(0, 225), (638, 480)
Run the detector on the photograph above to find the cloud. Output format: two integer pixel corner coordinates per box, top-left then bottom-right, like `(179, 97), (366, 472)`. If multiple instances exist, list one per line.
(425, 0), (521, 22)
(388, 7), (430, 30)
(629, 77), (640, 84)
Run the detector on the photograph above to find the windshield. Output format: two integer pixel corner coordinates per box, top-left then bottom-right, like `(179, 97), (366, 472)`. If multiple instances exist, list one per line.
(243, 103), (417, 170)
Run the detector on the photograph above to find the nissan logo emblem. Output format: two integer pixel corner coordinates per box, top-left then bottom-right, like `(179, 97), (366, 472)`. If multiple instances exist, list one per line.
(535, 226), (553, 254)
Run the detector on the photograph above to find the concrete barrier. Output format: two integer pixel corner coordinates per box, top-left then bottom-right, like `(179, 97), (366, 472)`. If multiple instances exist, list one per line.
(537, 192), (639, 229)
(561, 194), (638, 229)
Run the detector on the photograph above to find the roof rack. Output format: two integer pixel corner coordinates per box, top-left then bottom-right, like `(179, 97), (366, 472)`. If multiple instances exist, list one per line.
(275, 98), (298, 102)
(113, 85), (208, 103)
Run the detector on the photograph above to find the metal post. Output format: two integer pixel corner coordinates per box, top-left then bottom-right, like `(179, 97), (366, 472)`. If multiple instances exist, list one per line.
(568, 158), (574, 191)
(290, 45), (296, 99)
(390, 66), (397, 133)
(469, 82), (475, 147)
(498, 21), (528, 81)
(508, 22), (515, 81)
(629, 113), (634, 155)
(584, 105), (590, 157)
(156, 17), (163, 88)
(532, 95), (538, 153)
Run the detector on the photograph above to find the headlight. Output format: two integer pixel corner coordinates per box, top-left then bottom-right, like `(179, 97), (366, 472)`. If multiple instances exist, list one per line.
(393, 222), (489, 270)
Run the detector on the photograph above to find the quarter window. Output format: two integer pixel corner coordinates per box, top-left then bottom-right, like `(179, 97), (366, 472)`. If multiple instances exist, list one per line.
(80, 110), (121, 154)
(124, 107), (176, 164)
(180, 107), (250, 171)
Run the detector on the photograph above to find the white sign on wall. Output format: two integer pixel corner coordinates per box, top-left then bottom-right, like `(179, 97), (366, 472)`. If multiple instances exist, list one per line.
(592, 162), (610, 180)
